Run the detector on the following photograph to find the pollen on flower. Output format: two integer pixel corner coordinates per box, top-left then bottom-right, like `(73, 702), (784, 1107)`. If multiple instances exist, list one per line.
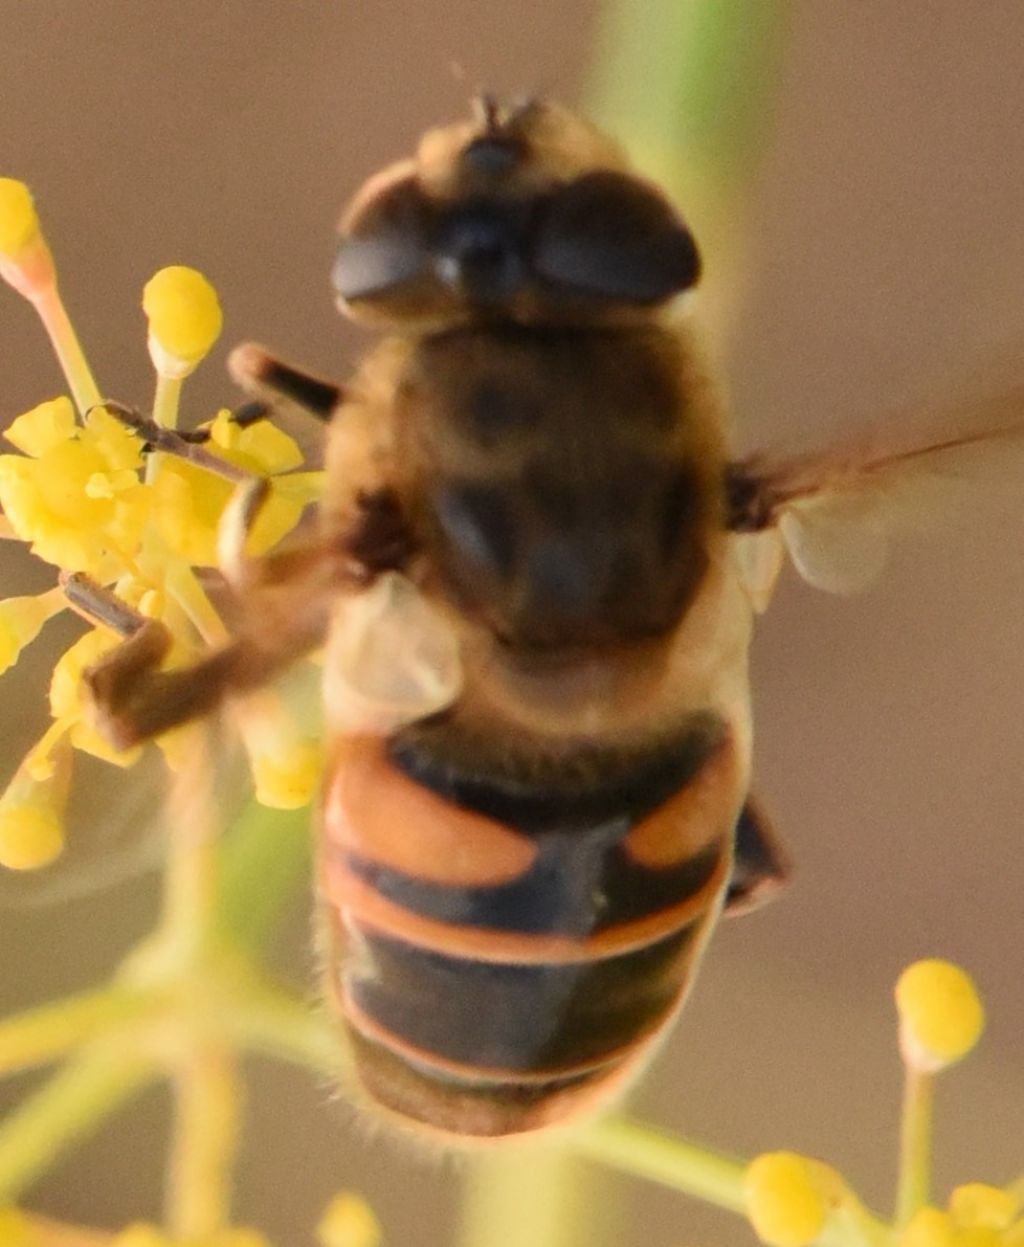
(150, 410), (309, 567)
(895, 960), (985, 1072)
(744, 1153), (839, 1247)
(317, 1192), (381, 1247)
(142, 265), (223, 375)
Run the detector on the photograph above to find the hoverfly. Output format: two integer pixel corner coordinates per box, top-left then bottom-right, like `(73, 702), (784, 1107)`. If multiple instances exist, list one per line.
(71, 98), (1024, 1142)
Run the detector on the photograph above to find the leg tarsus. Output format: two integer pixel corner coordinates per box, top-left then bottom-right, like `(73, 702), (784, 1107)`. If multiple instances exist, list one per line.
(228, 342), (343, 421)
(217, 477), (272, 587)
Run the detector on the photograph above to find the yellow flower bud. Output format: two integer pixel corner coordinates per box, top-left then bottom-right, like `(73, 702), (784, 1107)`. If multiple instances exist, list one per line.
(143, 265), (222, 376)
(318, 1192), (382, 1247)
(895, 960), (985, 1072)
(949, 1185), (1018, 1231)
(744, 1153), (841, 1247)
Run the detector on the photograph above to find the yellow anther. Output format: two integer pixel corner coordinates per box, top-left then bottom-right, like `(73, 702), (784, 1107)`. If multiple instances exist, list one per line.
(896, 960), (985, 1072)
(0, 179), (39, 255)
(236, 692), (322, 809)
(317, 1192), (382, 1247)
(143, 265), (223, 377)
(0, 178), (55, 296)
(0, 745), (70, 871)
(744, 1152), (842, 1247)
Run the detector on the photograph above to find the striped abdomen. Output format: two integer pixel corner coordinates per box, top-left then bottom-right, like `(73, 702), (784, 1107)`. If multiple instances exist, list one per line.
(319, 716), (744, 1140)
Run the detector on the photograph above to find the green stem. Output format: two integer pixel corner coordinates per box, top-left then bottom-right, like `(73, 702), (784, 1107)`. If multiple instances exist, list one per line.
(159, 730), (220, 958)
(166, 1043), (241, 1240)
(29, 284), (103, 418)
(574, 1116), (747, 1214)
(894, 1066), (933, 1227)
(152, 371), (182, 432)
(0, 1044), (155, 1200)
(459, 1146), (614, 1247)
(0, 984), (147, 1077)
(219, 979), (340, 1075)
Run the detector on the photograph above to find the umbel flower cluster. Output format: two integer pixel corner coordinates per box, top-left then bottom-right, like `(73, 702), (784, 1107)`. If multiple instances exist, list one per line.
(0, 177), (325, 874)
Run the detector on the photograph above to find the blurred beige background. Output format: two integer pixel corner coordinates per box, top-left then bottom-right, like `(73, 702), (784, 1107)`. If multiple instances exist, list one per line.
(1, 3), (1023, 1245)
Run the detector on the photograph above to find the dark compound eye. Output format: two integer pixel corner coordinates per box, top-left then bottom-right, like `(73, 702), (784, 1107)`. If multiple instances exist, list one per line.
(532, 171), (701, 304)
(333, 176), (431, 302)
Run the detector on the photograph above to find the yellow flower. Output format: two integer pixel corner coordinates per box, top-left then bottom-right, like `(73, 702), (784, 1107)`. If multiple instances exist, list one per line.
(150, 409), (315, 567)
(949, 1186), (1018, 1232)
(0, 206), (325, 826)
(0, 398), (148, 575)
(895, 960), (985, 1072)
(37, 630), (143, 772)
(900, 1189), (1024, 1247)
(143, 265), (223, 377)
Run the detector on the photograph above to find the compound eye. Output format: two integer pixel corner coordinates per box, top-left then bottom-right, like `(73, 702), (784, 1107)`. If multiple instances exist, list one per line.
(532, 171), (701, 304)
(333, 176), (431, 302)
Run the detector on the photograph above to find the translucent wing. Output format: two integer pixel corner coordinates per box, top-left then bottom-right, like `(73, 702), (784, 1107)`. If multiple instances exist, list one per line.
(727, 378), (1024, 601)
(0, 705), (269, 909)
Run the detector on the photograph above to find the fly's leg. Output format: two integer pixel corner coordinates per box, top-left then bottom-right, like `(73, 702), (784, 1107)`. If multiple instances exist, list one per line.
(217, 476), (273, 588)
(60, 572), (174, 722)
(95, 401), (255, 484)
(228, 342), (344, 421)
(66, 542), (348, 749)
